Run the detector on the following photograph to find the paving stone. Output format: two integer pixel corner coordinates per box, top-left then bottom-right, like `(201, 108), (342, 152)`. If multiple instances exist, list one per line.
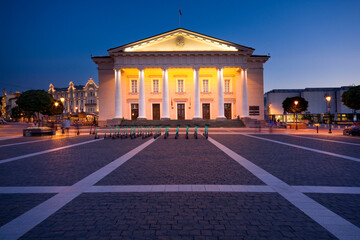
(211, 134), (360, 186)
(0, 193), (54, 227)
(307, 193), (360, 228)
(20, 192), (336, 239)
(0, 138), (146, 186)
(97, 138), (264, 185)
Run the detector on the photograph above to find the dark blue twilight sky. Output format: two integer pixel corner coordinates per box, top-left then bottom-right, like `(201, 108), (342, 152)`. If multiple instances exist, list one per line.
(0, 0), (359, 93)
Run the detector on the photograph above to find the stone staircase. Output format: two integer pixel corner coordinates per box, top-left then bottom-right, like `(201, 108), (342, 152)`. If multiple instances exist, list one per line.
(116, 119), (245, 128)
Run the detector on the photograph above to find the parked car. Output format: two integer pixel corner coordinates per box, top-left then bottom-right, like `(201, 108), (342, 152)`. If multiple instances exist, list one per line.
(343, 124), (360, 136)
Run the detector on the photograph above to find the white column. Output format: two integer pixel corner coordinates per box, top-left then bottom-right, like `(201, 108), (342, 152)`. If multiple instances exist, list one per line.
(161, 68), (170, 120)
(114, 68), (122, 118)
(217, 67), (226, 120)
(241, 68), (249, 117)
(138, 67), (146, 120)
(193, 67), (201, 120)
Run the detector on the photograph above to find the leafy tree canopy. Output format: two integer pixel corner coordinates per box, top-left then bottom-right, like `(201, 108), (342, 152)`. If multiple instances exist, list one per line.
(11, 106), (24, 119)
(341, 85), (360, 111)
(282, 96), (308, 113)
(16, 90), (54, 118)
(42, 100), (65, 116)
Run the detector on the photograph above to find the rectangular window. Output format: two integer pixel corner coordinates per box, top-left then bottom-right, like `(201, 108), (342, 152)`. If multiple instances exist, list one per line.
(177, 79), (184, 93)
(202, 79), (209, 93)
(81, 92), (83, 97)
(153, 80), (159, 93)
(131, 80), (138, 93)
(249, 106), (260, 116)
(224, 79), (231, 93)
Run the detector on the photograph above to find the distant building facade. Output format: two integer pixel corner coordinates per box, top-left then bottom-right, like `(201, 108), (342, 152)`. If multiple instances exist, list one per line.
(92, 28), (270, 124)
(264, 86), (358, 122)
(48, 77), (99, 114)
(1, 89), (21, 120)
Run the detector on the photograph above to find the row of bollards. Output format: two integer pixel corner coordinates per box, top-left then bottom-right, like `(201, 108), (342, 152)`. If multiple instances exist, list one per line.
(93, 125), (209, 140)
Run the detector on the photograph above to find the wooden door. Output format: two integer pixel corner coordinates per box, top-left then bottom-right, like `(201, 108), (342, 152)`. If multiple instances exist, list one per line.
(202, 104), (210, 119)
(152, 104), (160, 120)
(131, 104), (139, 120)
(224, 103), (232, 119)
(177, 104), (185, 120)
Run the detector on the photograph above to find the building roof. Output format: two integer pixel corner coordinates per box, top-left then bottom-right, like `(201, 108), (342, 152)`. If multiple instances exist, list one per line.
(107, 28), (255, 54)
(265, 86), (354, 94)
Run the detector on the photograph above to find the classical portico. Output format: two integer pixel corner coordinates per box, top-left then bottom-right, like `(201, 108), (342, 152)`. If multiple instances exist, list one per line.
(92, 28), (269, 124)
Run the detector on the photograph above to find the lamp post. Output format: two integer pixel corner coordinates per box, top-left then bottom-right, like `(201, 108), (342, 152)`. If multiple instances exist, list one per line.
(60, 97), (65, 120)
(326, 96), (332, 134)
(294, 100), (299, 130)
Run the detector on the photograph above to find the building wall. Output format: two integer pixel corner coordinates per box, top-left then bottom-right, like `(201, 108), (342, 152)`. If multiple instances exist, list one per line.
(265, 87), (354, 117)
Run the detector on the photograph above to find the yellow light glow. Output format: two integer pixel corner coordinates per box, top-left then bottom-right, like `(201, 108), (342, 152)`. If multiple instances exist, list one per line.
(326, 96), (331, 102)
(54, 102), (59, 107)
(294, 100), (299, 105)
(60, 97), (65, 103)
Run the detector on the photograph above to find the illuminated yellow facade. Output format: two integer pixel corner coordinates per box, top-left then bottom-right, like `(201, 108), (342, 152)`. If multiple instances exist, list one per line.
(92, 29), (269, 123)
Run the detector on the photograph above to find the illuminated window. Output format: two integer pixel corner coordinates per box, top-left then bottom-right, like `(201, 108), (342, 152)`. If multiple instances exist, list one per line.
(153, 80), (159, 93)
(225, 79), (231, 93)
(131, 80), (138, 93)
(202, 79), (209, 93)
(177, 80), (184, 93)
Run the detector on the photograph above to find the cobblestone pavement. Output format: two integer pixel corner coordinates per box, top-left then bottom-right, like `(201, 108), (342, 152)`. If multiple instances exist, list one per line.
(0, 131), (359, 239)
(211, 134), (360, 187)
(252, 134), (360, 158)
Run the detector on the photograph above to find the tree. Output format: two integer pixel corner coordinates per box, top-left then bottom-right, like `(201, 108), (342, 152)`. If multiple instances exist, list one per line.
(11, 106), (24, 119)
(342, 85), (360, 112)
(42, 100), (65, 116)
(16, 90), (54, 120)
(282, 96), (308, 113)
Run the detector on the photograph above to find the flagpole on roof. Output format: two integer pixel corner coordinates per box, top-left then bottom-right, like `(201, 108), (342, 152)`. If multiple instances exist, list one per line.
(178, 8), (182, 28)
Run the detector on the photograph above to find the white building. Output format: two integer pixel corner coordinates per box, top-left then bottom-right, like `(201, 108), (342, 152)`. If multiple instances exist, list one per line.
(265, 86), (357, 122)
(48, 77), (99, 114)
(92, 28), (270, 125)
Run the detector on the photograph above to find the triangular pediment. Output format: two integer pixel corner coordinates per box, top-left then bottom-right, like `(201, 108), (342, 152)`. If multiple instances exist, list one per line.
(108, 29), (254, 54)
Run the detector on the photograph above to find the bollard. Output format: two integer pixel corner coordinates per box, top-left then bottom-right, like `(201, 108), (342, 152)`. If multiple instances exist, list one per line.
(164, 126), (169, 139)
(175, 126), (179, 139)
(186, 126), (189, 139)
(94, 127), (100, 139)
(194, 126), (198, 139)
(203, 125), (209, 139)
(112, 126), (117, 139)
(104, 126), (108, 139)
(317, 125), (319, 134)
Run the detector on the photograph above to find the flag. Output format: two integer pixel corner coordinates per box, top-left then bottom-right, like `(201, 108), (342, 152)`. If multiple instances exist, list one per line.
(179, 9), (182, 16)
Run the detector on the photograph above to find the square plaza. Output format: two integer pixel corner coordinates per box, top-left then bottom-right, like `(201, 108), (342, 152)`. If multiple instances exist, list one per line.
(0, 127), (359, 239)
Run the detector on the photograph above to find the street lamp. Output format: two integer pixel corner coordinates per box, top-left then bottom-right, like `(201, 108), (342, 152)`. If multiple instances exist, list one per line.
(294, 100), (299, 130)
(326, 96), (332, 134)
(54, 102), (59, 107)
(60, 97), (65, 120)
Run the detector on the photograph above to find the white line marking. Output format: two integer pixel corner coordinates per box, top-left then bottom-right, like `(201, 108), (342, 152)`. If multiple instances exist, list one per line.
(0, 136), (22, 141)
(0, 138), (103, 165)
(1, 185), (360, 194)
(0, 186), (70, 194)
(0, 135), (77, 148)
(283, 134), (360, 146)
(243, 134), (360, 163)
(293, 186), (360, 194)
(208, 137), (360, 240)
(85, 185), (275, 193)
(0, 138), (155, 240)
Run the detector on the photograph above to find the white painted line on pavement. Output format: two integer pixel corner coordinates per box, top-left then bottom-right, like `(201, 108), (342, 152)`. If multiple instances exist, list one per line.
(86, 185), (275, 193)
(0, 138), (103, 165)
(243, 134), (360, 163)
(0, 136), (22, 141)
(284, 134), (360, 146)
(0, 135), (77, 148)
(208, 136), (360, 240)
(0, 186), (70, 194)
(293, 186), (360, 194)
(0, 138), (156, 240)
(1, 185), (360, 194)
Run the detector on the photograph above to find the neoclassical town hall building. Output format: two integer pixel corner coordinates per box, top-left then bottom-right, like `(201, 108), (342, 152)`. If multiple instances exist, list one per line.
(92, 29), (269, 123)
